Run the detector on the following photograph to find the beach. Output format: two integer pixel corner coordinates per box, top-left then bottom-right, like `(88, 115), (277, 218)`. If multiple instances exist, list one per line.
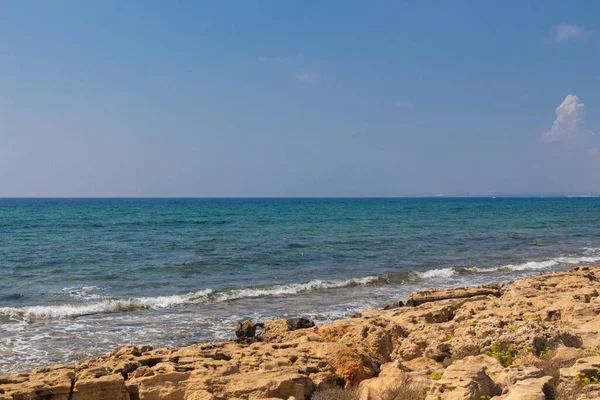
(2, 266), (600, 399)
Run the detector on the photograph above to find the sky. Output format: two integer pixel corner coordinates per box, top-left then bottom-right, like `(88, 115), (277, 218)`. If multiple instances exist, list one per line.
(1, 1), (599, 197)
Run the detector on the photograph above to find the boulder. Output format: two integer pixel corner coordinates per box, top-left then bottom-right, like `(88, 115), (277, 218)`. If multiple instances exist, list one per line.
(286, 318), (316, 331)
(358, 361), (408, 399)
(0, 366), (75, 400)
(235, 320), (264, 338)
(426, 356), (502, 400)
(72, 374), (129, 400)
(495, 376), (554, 400)
(501, 364), (544, 386)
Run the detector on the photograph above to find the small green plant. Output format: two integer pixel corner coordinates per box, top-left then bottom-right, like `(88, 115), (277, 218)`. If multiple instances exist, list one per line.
(574, 369), (600, 386)
(486, 342), (518, 367)
(510, 325), (519, 332)
(428, 371), (442, 380)
(576, 347), (600, 357)
(480, 396), (491, 400)
(538, 347), (552, 359)
(445, 331), (454, 340)
(522, 313), (542, 321)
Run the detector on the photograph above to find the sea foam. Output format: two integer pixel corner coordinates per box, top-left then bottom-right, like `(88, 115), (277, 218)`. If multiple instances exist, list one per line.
(418, 268), (456, 279)
(4, 253), (600, 320)
(0, 277), (380, 320)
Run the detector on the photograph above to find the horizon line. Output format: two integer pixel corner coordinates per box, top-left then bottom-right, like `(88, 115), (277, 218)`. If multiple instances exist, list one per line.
(1, 194), (600, 199)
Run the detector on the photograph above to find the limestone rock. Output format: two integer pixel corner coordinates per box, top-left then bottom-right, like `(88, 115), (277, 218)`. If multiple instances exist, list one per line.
(560, 356), (600, 382)
(72, 374), (129, 400)
(4, 267), (600, 399)
(426, 356), (502, 400)
(406, 283), (503, 306)
(495, 376), (554, 400)
(358, 361), (409, 399)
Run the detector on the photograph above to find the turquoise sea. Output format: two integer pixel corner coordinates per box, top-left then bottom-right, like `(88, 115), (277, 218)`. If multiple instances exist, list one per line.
(2, 197), (600, 374)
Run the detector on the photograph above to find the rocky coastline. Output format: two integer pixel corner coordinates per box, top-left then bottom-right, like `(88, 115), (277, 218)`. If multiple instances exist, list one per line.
(3, 266), (600, 399)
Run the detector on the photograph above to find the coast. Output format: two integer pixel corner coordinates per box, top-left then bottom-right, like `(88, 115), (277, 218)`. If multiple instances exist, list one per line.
(2, 266), (600, 399)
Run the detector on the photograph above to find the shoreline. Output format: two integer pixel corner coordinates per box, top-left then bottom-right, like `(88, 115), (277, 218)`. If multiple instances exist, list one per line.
(2, 266), (600, 399)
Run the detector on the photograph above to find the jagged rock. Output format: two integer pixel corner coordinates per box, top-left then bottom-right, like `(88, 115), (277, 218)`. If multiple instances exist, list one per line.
(5, 267), (600, 399)
(72, 374), (129, 400)
(235, 320), (264, 338)
(406, 283), (503, 306)
(286, 318), (315, 331)
(577, 383), (600, 399)
(550, 345), (580, 366)
(0, 366), (74, 400)
(556, 356), (600, 397)
(501, 364), (544, 386)
(382, 300), (404, 310)
(559, 356), (600, 382)
(426, 356), (502, 400)
(358, 361), (411, 399)
(495, 376), (554, 400)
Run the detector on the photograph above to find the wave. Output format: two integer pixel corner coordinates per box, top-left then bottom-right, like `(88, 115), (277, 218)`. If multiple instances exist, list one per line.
(4, 252), (600, 321)
(418, 268), (456, 278)
(500, 255), (600, 272)
(460, 254), (600, 273)
(0, 277), (381, 320)
(61, 286), (105, 300)
(410, 252), (600, 278)
(0, 289), (215, 320)
(212, 276), (380, 302)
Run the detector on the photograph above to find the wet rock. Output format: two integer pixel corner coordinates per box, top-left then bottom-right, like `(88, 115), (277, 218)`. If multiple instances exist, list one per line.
(235, 320), (264, 338)
(382, 300), (404, 310)
(286, 318), (315, 331)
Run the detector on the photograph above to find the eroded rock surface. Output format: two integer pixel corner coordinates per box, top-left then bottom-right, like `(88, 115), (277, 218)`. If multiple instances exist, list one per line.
(3, 267), (600, 399)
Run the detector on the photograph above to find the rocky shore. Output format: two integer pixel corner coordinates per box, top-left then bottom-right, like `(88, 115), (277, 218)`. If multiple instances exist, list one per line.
(3, 266), (600, 400)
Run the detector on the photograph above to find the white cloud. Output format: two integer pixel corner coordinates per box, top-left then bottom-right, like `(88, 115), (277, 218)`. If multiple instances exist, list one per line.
(296, 71), (321, 84)
(395, 100), (413, 110)
(556, 23), (585, 42)
(542, 94), (585, 142)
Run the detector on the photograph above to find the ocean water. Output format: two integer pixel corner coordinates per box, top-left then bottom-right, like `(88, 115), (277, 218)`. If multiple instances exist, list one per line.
(1, 197), (600, 374)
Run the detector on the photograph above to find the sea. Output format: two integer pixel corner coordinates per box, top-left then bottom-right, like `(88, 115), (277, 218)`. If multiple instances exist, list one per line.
(1, 197), (600, 374)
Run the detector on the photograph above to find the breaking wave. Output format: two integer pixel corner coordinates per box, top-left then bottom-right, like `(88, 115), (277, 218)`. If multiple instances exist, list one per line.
(418, 267), (456, 278)
(0, 277), (381, 320)
(4, 252), (600, 321)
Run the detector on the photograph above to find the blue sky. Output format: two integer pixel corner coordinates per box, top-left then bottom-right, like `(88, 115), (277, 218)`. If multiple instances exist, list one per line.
(1, 1), (599, 196)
